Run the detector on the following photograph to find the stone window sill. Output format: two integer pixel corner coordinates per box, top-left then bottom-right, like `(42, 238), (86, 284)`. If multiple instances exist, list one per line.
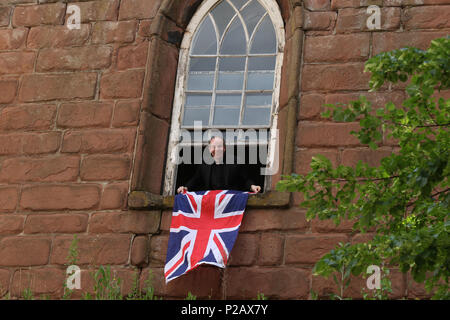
(128, 190), (291, 210)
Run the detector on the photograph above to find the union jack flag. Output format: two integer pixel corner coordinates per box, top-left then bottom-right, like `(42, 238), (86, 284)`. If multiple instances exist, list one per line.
(164, 190), (249, 283)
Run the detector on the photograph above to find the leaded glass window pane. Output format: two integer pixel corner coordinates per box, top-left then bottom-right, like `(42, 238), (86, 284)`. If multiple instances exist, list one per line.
(245, 93), (272, 106)
(191, 16), (217, 55)
(182, 0), (278, 127)
(241, 0), (266, 36)
(246, 72), (274, 90)
(213, 107), (240, 125)
(220, 17), (247, 54)
(242, 107), (271, 125)
(183, 108), (210, 126)
(211, 0), (236, 38)
(187, 73), (214, 90)
(250, 15), (276, 54)
(229, 0), (249, 10)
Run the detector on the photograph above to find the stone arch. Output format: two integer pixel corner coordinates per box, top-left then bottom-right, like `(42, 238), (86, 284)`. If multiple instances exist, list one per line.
(130, 0), (303, 201)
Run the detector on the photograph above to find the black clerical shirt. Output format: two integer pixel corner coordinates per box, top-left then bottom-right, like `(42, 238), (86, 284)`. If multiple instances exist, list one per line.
(210, 162), (226, 190)
(183, 158), (255, 192)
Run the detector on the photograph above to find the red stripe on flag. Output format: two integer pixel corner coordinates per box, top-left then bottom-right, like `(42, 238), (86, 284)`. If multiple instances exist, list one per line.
(213, 234), (228, 265)
(165, 241), (190, 278)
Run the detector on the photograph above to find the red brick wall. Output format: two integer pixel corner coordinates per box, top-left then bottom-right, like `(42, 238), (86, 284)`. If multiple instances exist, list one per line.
(0, 0), (448, 299)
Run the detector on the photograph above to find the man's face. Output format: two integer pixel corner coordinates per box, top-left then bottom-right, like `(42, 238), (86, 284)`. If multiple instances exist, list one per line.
(209, 137), (225, 159)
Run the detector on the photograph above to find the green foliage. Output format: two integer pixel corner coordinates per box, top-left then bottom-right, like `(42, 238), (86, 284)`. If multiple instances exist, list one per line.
(66, 234), (79, 266)
(91, 265), (123, 300)
(127, 269), (162, 300)
(255, 292), (268, 300)
(278, 37), (450, 299)
(62, 234), (79, 300)
(185, 291), (197, 300)
(22, 287), (34, 300)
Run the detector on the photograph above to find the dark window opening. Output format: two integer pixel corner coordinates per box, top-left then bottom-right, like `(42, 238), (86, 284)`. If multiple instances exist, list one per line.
(175, 144), (267, 193)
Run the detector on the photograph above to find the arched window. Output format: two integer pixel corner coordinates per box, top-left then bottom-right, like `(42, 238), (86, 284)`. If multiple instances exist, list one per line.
(164, 0), (284, 195)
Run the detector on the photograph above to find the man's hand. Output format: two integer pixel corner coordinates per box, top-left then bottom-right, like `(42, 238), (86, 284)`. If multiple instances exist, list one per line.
(250, 185), (261, 193)
(177, 186), (188, 194)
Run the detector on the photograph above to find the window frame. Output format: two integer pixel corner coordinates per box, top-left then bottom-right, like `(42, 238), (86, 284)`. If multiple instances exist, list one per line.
(163, 0), (285, 196)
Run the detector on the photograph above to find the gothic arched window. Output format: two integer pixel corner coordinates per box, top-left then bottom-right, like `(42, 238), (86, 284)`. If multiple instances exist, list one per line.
(164, 0), (285, 195)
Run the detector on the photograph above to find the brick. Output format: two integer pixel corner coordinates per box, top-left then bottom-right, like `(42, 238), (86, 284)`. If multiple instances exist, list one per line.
(11, 267), (65, 299)
(0, 7), (11, 27)
(117, 41), (149, 70)
(331, 0), (382, 9)
(36, 46), (113, 72)
(1, 0), (35, 4)
(303, 11), (337, 30)
(24, 214), (88, 234)
(27, 25), (90, 49)
(131, 113), (169, 193)
(89, 211), (161, 234)
(91, 20), (137, 44)
(64, 0), (119, 23)
(100, 69), (145, 99)
(100, 181), (128, 210)
(403, 6), (450, 30)
(299, 94), (325, 120)
(295, 148), (339, 175)
(228, 233), (259, 266)
(304, 33), (370, 63)
(131, 235), (149, 267)
(351, 233), (375, 244)
(0, 269), (10, 298)
(22, 132), (61, 155)
(336, 7), (401, 33)
(0, 134), (23, 155)
(341, 147), (393, 167)
(258, 233), (284, 266)
(296, 122), (361, 147)
(80, 157), (129, 183)
(0, 215), (24, 234)
(12, 3), (65, 27)
(285, 234), (349, 264)
(0, 79), (17, 104)
(240, 208), (309, 232)
(0, 51), (35, 75)
(0, 28), (28, 50)
(226, 267), (310, 299)
(0, 104), (56, 132)
(141, 266), (222, 299)
(373, 31), (449, 55)
(50, 234), (132, 265)
(142, 37), (179, 119)
(148, 234), (168, 266)
(0, 237), (51, 266)
(61, 128), (136, 154)
(324, 91), (406, 111)
(112, 100), (141, 127)
(146, 13), (184, 46)
(19, 73), (97, 102)
(0, 156), (79, 183)
(301, 63), (370, 91)
(20, 184), (101, 211)
(406, 273), (434, 299)
(311, 217), (356, 233)
(119, 0), (162, 20)
(303, 0), (331, 11)
(0, 187), (18, 212)
(57, 102), (113, 128)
